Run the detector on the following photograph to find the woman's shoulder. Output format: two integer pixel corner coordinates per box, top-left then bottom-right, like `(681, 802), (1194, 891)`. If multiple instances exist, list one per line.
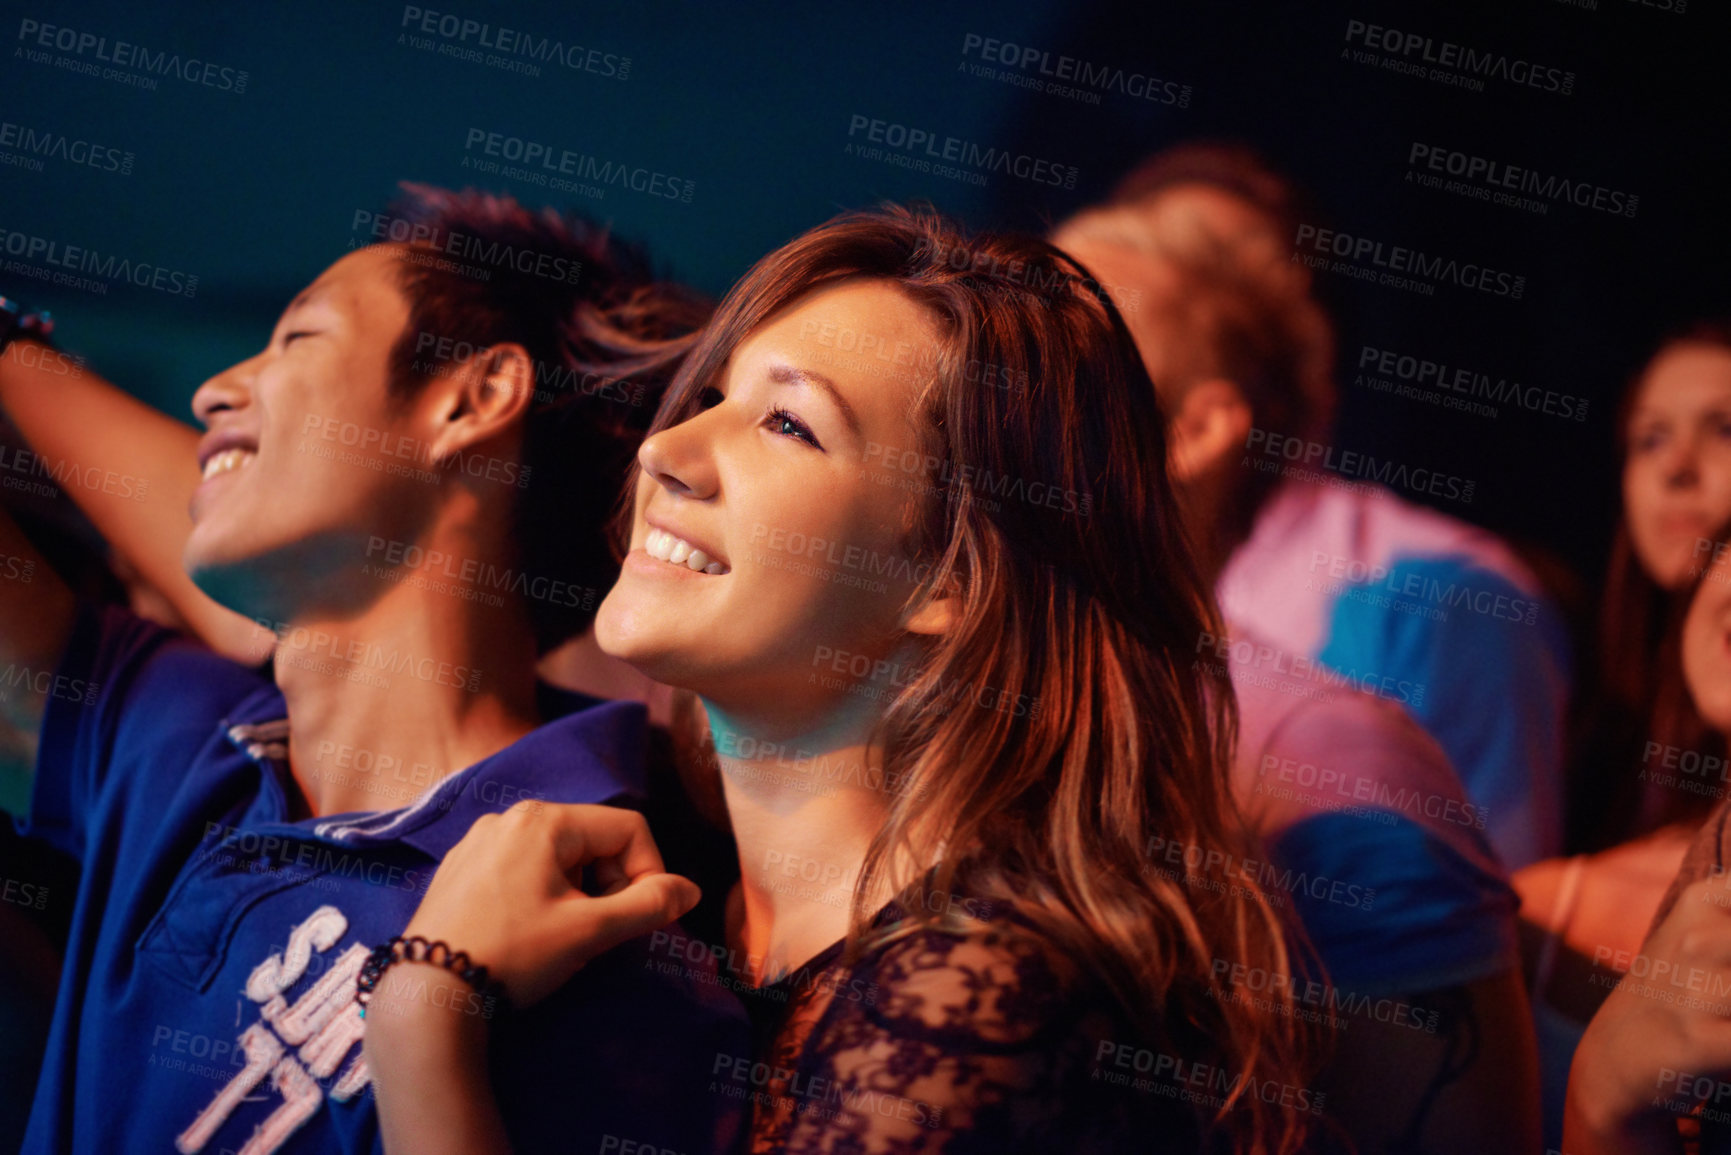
(763, 908), (1191, 1154)
(850, 909), (1100, 1049)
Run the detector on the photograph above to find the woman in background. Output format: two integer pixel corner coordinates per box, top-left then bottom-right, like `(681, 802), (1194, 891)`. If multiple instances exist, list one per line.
(1564, 519), (1731, 1152)
(1518, 319), (1731, 1150)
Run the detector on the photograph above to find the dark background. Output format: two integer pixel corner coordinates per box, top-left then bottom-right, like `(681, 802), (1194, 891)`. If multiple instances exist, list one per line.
(3, 0), (1727, 586)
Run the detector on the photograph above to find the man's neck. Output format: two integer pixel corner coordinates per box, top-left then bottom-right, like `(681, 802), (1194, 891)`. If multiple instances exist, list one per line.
(270, 577), (542, 820)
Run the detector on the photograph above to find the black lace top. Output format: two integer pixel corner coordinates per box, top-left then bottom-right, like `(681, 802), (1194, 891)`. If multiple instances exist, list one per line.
(733, 901), (1204, 1154)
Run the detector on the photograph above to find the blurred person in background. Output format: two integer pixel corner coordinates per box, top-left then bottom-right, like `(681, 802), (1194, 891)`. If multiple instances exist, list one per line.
(1564, 533), (1731, 1153)
(1056, 142), (1571, 873)
(1054, 186), (1541, 1152)
(1516, 322), (1731, 1149)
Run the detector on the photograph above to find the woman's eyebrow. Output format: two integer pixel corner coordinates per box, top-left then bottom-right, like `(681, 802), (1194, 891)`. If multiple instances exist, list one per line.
(767, 362), (862, 437)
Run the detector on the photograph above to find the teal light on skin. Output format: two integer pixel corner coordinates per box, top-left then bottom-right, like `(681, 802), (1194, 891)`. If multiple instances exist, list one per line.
(701, 634), (911, 807)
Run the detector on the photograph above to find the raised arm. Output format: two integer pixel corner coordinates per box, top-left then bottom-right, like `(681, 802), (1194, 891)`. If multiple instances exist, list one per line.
(0, 498), (76, 810)
(1562, 876), (1731, 1155)
(0, 334), (272, 661)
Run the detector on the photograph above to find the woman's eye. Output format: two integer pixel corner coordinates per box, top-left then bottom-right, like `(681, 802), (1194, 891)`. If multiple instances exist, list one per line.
(1631, 427), (1665, 454)
(282, 331), (315, 347)
(768, 407), (823, 449)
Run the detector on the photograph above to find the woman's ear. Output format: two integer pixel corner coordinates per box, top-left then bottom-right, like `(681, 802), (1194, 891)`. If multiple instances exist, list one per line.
(903, 596), (957, 636)
(426, 342), (536, 461)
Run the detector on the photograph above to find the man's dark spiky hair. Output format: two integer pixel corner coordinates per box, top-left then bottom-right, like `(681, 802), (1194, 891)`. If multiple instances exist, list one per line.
(379, 183), (712, 652)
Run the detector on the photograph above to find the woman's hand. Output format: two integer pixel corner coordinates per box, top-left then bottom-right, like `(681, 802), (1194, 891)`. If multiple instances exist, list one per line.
(1564, 877), (1731, 1154)
(363, 802), (701, 1155)
(400, 800), (700, 1008)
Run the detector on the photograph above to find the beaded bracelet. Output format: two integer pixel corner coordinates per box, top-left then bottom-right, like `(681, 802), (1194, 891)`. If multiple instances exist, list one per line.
(0, 296), (56, 357)
(353, 934), (510, 1019)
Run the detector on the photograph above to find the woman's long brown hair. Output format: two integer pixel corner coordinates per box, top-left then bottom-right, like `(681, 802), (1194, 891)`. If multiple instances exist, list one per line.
(641, 204), (1315, 1152)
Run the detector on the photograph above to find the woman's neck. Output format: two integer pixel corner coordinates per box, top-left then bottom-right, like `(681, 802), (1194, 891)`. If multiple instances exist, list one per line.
(706, 704), (899, 982)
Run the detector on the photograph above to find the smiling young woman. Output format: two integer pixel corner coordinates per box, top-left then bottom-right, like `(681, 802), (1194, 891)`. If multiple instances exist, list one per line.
(371, 204), (1318, 1154)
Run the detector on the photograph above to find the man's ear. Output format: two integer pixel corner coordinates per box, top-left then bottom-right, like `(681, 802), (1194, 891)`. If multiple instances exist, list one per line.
(1168, 377), (1252, 483)
(426, 342), (536, 461)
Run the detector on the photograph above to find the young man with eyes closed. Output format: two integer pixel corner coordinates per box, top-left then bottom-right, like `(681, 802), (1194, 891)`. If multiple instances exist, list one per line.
(0, 187), (743, 1155)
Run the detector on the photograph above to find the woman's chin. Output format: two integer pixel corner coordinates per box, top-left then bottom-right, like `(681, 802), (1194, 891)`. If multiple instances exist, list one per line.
(594, 600), (684, 686)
